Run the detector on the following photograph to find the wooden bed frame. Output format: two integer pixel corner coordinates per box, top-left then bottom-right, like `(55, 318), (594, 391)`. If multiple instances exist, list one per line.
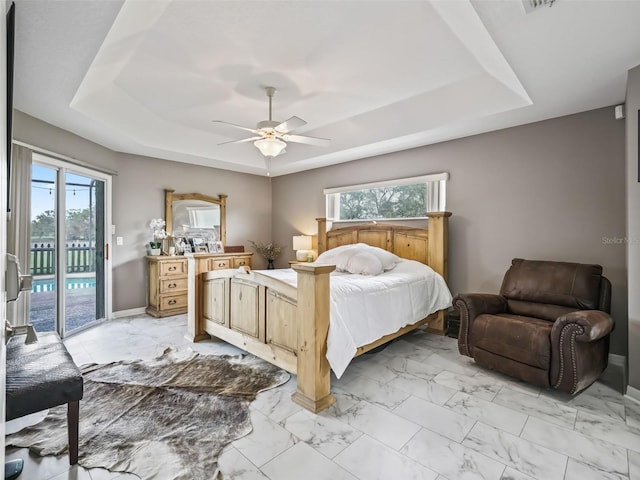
(187, 212), (451, 413)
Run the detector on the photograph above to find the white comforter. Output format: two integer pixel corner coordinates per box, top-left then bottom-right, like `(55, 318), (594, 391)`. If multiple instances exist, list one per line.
(260, 259), (453, 378)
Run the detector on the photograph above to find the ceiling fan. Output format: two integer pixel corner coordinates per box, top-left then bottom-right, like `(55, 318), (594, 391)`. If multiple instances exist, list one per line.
(213, 86), (330, 159)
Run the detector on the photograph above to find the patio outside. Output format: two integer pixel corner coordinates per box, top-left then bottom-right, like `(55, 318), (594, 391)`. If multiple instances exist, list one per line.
(29, 242), (99, 334)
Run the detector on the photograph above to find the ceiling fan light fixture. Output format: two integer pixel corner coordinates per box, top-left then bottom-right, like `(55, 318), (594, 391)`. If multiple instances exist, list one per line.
(254, 137), (286, 158)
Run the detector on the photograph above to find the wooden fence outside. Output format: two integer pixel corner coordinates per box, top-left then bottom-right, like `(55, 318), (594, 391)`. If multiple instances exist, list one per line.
(30, 242), (96, 275)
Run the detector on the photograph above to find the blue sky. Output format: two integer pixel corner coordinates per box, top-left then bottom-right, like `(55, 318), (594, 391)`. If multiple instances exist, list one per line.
(31, 164), (98, 218)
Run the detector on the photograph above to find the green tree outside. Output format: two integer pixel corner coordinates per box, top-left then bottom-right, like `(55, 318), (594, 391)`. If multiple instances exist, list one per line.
(339, 184), (427, 220)
(31, 210), (56, 242)
(31, 208), (95, 243)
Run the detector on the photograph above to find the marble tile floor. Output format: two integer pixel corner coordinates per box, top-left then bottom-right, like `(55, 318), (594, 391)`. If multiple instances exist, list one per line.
(5, 314), (640, 480)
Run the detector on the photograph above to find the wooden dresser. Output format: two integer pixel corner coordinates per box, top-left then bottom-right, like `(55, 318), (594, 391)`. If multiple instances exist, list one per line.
(146, 253), (252, 317)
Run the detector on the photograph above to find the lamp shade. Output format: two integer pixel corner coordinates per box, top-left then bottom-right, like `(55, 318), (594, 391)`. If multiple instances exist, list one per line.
(292, 235), (312, 251)
(254, 138), (286, 158)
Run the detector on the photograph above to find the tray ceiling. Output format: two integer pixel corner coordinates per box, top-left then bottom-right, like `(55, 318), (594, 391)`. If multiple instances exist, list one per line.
(13, 0), (640, 176)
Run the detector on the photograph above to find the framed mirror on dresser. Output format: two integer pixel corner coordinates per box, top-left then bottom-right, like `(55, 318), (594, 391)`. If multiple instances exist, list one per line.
(145, 190), (252, 318)
(165, 189), (226, 247)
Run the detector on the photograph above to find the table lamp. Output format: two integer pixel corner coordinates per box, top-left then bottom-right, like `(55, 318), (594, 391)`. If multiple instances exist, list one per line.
(293, 235), (313, 261)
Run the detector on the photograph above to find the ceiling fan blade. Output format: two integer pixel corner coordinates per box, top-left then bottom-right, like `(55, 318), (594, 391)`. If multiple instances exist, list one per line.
(218, 136), (263, 146)
(212, 120), (259, 134)
(281, 133), (330, 147)
(274, 116), (307, 134)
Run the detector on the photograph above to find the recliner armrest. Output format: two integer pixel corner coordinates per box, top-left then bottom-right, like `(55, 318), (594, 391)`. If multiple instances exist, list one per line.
(551, 310), (614, 343)
(454, 293), (507, 319)
(454, 293), (507, 356)
(550, 309), (614, 394)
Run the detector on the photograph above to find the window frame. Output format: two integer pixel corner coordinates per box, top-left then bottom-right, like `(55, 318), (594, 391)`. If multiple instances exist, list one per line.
(324, 172), (448, 222)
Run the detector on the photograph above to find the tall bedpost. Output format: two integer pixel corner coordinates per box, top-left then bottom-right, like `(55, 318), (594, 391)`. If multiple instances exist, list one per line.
(426, 211), (452, 335)
(291, 263), (336, 413)
(426, 212), (451, 280)
(316, 217), (327, 254)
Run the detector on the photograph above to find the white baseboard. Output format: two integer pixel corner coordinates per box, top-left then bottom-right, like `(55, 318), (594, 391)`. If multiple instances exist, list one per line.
(607, 353), (640, 402)
(608, 353), (626, 366)
(626, 385), (640, 404)
(111, 307), (147, 319)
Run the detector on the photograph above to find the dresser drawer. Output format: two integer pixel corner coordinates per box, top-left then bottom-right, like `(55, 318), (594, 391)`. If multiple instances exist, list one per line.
(160, 294), (187, 310)
(160, 276), (188, 294)
(159, 260), (187, 276)
(233, 257), (251, 268)
(209, 258), (231, 270)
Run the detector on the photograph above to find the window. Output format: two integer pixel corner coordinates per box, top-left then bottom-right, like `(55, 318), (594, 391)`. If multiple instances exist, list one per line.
(325, 172), (448, 222)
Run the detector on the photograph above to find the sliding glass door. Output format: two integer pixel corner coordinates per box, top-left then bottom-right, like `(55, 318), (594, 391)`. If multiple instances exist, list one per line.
(30, 164), (56, 332)
(30, 156), (109, 337)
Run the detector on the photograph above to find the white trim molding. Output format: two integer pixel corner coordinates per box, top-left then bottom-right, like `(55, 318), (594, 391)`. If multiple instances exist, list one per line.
(112, 307), (147, 319)
(626, 385), (640, 404)
(323, 172), (449, 195)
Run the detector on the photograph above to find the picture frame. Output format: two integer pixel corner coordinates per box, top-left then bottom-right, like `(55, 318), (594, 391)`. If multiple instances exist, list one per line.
(214, 241), (224, 253)
(173, 236), (189, 255)
(189, 235), (206, 247)
(194, 245), (209, 253)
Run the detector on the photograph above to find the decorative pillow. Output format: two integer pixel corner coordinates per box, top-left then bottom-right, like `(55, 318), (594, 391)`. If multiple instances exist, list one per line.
(367, 246), (401, 271)
(315, 243), (400, 274)
(344, 251), (384, 275)
(315, 244), (359, 267)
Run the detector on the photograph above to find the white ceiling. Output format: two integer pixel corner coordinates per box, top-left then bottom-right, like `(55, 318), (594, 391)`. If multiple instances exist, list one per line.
(13, 0), (640, 177)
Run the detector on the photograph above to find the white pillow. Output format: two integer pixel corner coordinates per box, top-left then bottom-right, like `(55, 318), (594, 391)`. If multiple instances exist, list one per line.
(315, 243), (400, 274)
(368, 246), (400, 271)
(344, 251), (384, 275)
(315, 244), (359, 269)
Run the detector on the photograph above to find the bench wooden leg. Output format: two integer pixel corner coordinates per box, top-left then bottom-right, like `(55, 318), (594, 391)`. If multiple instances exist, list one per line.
(67, 401), (79, 464)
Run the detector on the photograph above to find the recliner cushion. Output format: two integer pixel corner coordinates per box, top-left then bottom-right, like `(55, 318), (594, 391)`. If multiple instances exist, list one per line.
(500, 258), (603, 310)
(470, 313), (553, 369)
(506, 299), (578, 322)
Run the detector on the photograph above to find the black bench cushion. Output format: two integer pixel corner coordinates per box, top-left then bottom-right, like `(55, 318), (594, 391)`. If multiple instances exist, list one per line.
(6, 332), (83, 421)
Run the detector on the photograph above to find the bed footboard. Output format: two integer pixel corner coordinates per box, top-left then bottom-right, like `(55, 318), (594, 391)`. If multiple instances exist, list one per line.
(190, 262), (337, 413)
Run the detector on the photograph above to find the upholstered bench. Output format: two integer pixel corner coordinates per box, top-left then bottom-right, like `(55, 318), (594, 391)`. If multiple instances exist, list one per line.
(6, 332), (83, 464)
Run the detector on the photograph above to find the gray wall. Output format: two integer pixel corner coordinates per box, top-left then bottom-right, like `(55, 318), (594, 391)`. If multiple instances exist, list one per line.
(14, 107), (628, 357)
(626, 66), (640, 391)
(13, 111), (273, 312)
(272, 107), (628, 356)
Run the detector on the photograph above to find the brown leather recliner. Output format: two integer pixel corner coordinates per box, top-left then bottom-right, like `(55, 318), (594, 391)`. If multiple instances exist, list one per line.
(454, 258), (614, 394)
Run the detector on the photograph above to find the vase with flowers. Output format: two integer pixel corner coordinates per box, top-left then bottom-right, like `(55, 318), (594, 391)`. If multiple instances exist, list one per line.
(149, 218), (168, 256)
(249, 240), (282, 269)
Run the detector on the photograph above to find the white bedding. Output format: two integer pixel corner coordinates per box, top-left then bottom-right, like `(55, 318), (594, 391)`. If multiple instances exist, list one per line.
(260, 259), (453, 378)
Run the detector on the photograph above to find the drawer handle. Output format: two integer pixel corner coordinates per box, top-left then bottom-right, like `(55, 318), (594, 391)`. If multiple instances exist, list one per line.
(238, 261), (245, 266)
(168, 299), (177, 305)
(168, 266), (177, 271)
(168, 283), (177, 289)
(218, 262), (226, 267)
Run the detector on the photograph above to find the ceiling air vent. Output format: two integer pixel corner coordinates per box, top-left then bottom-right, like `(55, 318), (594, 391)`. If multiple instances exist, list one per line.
(522, 0), (557, 14)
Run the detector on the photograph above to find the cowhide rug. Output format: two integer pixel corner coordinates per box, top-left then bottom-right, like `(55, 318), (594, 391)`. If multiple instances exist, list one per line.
(5, 348), (290, 480)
